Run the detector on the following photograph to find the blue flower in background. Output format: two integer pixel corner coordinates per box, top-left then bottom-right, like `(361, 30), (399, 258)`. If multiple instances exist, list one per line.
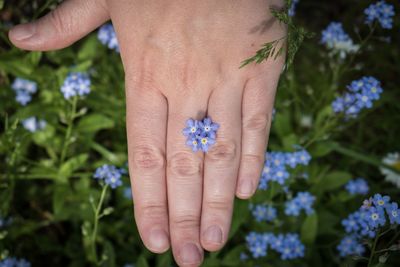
(0, 258), (31, 267)
(245, 232), (269, 258)
(60, 72), (91, 100)
(345, 178), (369, 195)
(338, 194), (400, 258)
(22, 117), (46, 133)
(259, 148), (312, 190)
(342, 211), (361, 233)
(93, 164), (123, 189)
(364, 1), (395, 29)
(98, 23), (120, 52)
(288, 0), (299, 17)
(321, 22), (358, 58)
(11, 78), (37, 105)
(276, 234), (305, 260)
(251, 204), (277, 222)
(385, 202), (400, 224)
(285, 192), (316, 216)
(246, 232), (305, 260)
(337, 235), (365, 257)
(366, 206), (386, 228)
(123, 186), (133, 200)
(372, 193), (390, 208)
(332, 76), (383, 118)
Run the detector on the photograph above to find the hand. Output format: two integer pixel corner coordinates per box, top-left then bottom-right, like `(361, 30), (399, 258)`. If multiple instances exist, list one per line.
(9, 0), (285, 266)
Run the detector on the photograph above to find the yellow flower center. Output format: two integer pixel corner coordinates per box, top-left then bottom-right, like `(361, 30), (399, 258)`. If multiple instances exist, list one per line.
(392, 161), (400, 171)
(192, 140), (198, 145)
(191, 127), (196, 133)
(201, 138), (208, 144)
(378, 200), (384, 205)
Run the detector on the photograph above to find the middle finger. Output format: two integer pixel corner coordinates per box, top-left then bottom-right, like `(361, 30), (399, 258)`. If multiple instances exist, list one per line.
(167, 95), (207, 267)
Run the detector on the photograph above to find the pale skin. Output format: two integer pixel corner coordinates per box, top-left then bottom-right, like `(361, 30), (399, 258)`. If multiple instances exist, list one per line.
(9, 0), (285, 266)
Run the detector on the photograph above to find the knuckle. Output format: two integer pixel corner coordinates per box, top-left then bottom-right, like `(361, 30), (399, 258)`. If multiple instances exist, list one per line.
(168, 152), (201, 177)
(138, 203), (168, 220)
(205, 197), (232, 212)
(242, 153), (264, 166)
(172, 214), (200, 230)
(207, 140), (237, 161)
(49, 8), (72, 35)
(132, 145), (165, 172)
(244, 113), (271, 132)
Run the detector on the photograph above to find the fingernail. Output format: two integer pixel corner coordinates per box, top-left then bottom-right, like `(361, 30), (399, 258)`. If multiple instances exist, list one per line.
(180, 243), (202, 264)
(10, 24), (36, 41)
(203, 225), (223, 244)
(239, 180), (254, 196)
(149, 229), (169, 252)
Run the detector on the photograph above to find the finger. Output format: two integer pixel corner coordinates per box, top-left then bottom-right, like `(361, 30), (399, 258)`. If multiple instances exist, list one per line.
(8, 0), (109, 51)
(236, 68), (281, 199)
(166, 96), (207, 267)
(126, 82), (170, 253)
(201, 80), (243, 251)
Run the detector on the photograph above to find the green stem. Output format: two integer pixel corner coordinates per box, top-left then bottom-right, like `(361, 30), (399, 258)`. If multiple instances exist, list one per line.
(339, 24), (376, 77)
(60, 97), (78, 165)
(90, 185), (109, 265)
(387, 230), (400, 247)
(367, 230), (380, 267)
(331, 143), (400, 175)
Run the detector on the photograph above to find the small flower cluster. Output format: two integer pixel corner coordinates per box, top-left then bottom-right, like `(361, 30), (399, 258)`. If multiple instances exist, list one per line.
(285, 191), (316, 216)
(288, 0), (299, 17)
(337, 235), (365, 257)
(250, 204), (277, 222)
(22, 117), (46, 133)
(93, 164), (124, 189)
(98, 23), (120, 52)
(246, 232), (305, 260)
(364, 0), (395, 29)
(345, 178), (369, 195)
(11, 78), (37, 105)
(320, 22), (359, 58)
(259, 149), (311, 190)
(337, 194), (400, 257)
(182, 117), (219, 152)
(0, 258), (31, 267)
(332, 76), (383, 118)
(60, 72), (91, 100)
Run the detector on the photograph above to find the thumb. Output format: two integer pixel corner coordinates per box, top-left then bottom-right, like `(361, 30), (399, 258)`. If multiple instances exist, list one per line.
(8, 0), (110, 51)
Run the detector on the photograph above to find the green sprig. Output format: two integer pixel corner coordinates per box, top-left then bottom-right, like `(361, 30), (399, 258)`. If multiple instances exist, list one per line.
(240, 0), (314, 69)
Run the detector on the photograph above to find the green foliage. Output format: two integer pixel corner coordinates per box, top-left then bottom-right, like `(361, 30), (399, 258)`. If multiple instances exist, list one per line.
(240, 0), (314, 69)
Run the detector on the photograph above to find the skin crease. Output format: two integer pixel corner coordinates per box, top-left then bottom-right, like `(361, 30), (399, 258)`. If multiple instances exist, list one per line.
(8, 0), (285, 266)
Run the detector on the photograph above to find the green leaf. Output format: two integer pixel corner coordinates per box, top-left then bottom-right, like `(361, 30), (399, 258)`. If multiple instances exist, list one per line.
(282, 133), (299, 151)
(301, 213), (318, 245)
(76, 114), (115, 133)
(156, 252), (172, 267)
(136, 255), (149, 267)
(78, 35), (101, 61)
(273, 111), (292, 138)
(58, 153), (89, 182)
(315, 105), (333, 129)
(313, 171), (352, 193)
(229, 199), (250, 239)
(101, 241), (116, 267)
(309, 141), (335, 158)
(202, 258), (220, 267)
(27, 51), (42, 66)
(222, 245), (246, 266)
